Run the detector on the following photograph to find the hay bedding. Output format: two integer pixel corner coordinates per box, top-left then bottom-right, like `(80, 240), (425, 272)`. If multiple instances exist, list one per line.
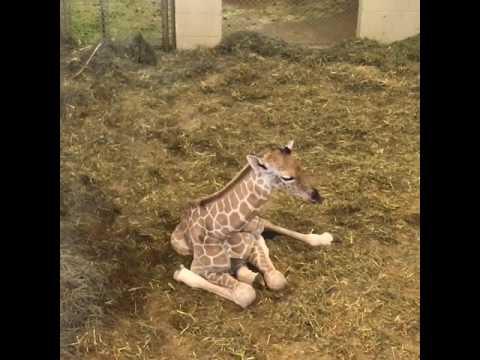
(60, 31), (419, 359)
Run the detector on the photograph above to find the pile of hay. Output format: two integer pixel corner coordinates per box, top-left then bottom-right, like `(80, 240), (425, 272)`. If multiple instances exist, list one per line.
(60, 30), (420, 359)
(60, 245), (106, 350)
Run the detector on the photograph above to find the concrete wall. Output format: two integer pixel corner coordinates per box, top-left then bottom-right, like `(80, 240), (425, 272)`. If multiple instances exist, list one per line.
(356, 0), (420, 43)
(175, 0), (222, 50)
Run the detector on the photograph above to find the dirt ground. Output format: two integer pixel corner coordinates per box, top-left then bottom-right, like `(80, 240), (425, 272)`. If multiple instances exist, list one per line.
(61, 2), (419, 359)
(223, 0), (358, 48)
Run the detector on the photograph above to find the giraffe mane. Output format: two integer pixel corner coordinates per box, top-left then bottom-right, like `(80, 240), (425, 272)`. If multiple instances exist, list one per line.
(194, 163), (252, 207)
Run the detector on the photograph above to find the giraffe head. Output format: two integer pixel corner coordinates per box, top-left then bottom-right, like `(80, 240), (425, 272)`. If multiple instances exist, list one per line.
(246, 141), (324, 204)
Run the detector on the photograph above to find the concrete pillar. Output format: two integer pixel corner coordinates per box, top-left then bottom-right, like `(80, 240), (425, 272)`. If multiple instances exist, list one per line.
(356, 0), (420, 43)
(175, 0), (222, 50)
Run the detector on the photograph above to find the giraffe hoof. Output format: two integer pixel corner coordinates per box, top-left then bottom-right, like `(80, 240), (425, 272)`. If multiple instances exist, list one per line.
(305, 232), (334, 246)
(264, 270), (287, 291)
(233, 283), (256, 309)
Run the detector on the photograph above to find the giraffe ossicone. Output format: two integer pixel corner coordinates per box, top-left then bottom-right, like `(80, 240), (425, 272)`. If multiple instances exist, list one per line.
(171, 142), (333, 308)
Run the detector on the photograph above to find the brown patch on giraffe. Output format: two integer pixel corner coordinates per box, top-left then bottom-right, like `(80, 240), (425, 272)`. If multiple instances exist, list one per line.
(212, 253), (229, 266)
(231, 244), (247, 257)
(193, 245), (205, 255)
(239, 202), (250, 215)
(197, 255), (212, 266)
(242, 219), (260, 233)
(229, 212), (241, 228)
(190, 225), (204, 240)
(207, 272), (236, 288)
(216, 213), (229, 226)
(205, 215), (213, 229)
(247, 193), (258, 206)
(205, 245), (223, 257)
(198, 206), (208, 217)
(228, 234), (242, 245)
(221, 227), (232, 236)
(245, 212), (256, 222)
(204, 236), (220, 244)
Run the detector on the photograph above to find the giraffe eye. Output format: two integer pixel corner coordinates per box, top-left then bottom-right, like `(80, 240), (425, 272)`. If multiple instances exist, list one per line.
(281, 176), (295, 182)
(257, 162), (267, 170)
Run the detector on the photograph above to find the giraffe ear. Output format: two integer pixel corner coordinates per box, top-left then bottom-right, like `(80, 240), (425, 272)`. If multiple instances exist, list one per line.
(246, 155), (267, 174)
(280, 140), (294, 155)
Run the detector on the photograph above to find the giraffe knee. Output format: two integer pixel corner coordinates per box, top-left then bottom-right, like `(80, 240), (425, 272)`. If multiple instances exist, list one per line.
(171, 230), (192, 256)
(232, 283), (256, 308)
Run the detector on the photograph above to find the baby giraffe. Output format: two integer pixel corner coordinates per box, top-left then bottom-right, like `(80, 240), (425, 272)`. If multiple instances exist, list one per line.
(171, 141), (333, 308)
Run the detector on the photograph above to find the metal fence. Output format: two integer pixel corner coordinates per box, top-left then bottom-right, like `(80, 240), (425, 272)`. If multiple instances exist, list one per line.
(60, 0), (176, 50)
(60, 0), (358, 50)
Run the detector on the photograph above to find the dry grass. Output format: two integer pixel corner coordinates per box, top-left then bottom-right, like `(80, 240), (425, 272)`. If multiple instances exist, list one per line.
(60, 245), (105, 352)
(60, 30), (419, 359)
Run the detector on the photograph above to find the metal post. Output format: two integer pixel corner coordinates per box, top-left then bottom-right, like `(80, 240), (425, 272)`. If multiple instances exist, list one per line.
(161, 0), (169, 50)
(99, 0), (109, 42)
(170, 0), (177, 50)
(60, 0), (72, 41)
(165, 0), (171, 50)
(60, 66), (65, 121)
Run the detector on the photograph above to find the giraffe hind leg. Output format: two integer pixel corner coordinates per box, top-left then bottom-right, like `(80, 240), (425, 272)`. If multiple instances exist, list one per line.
(248, 235), (287, 291)
(174, 265), (256, 308)
(176, 241), (257, 308)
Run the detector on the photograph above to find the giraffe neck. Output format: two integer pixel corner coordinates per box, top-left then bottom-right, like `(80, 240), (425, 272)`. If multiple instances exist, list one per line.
(206, 166), (272, 232)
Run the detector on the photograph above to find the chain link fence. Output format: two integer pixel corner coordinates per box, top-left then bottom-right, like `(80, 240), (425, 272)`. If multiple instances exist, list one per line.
(60, 0), (176, 49)
(60, 0), (357, 49)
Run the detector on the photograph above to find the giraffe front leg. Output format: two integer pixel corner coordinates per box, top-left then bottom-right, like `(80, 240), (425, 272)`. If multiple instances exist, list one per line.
(228, 234), (265, 289)
(261, 218), (334, 246)
(231, 258), (265, 289)
(248, 235), (287, 291)
(236, 265), (266, 289)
